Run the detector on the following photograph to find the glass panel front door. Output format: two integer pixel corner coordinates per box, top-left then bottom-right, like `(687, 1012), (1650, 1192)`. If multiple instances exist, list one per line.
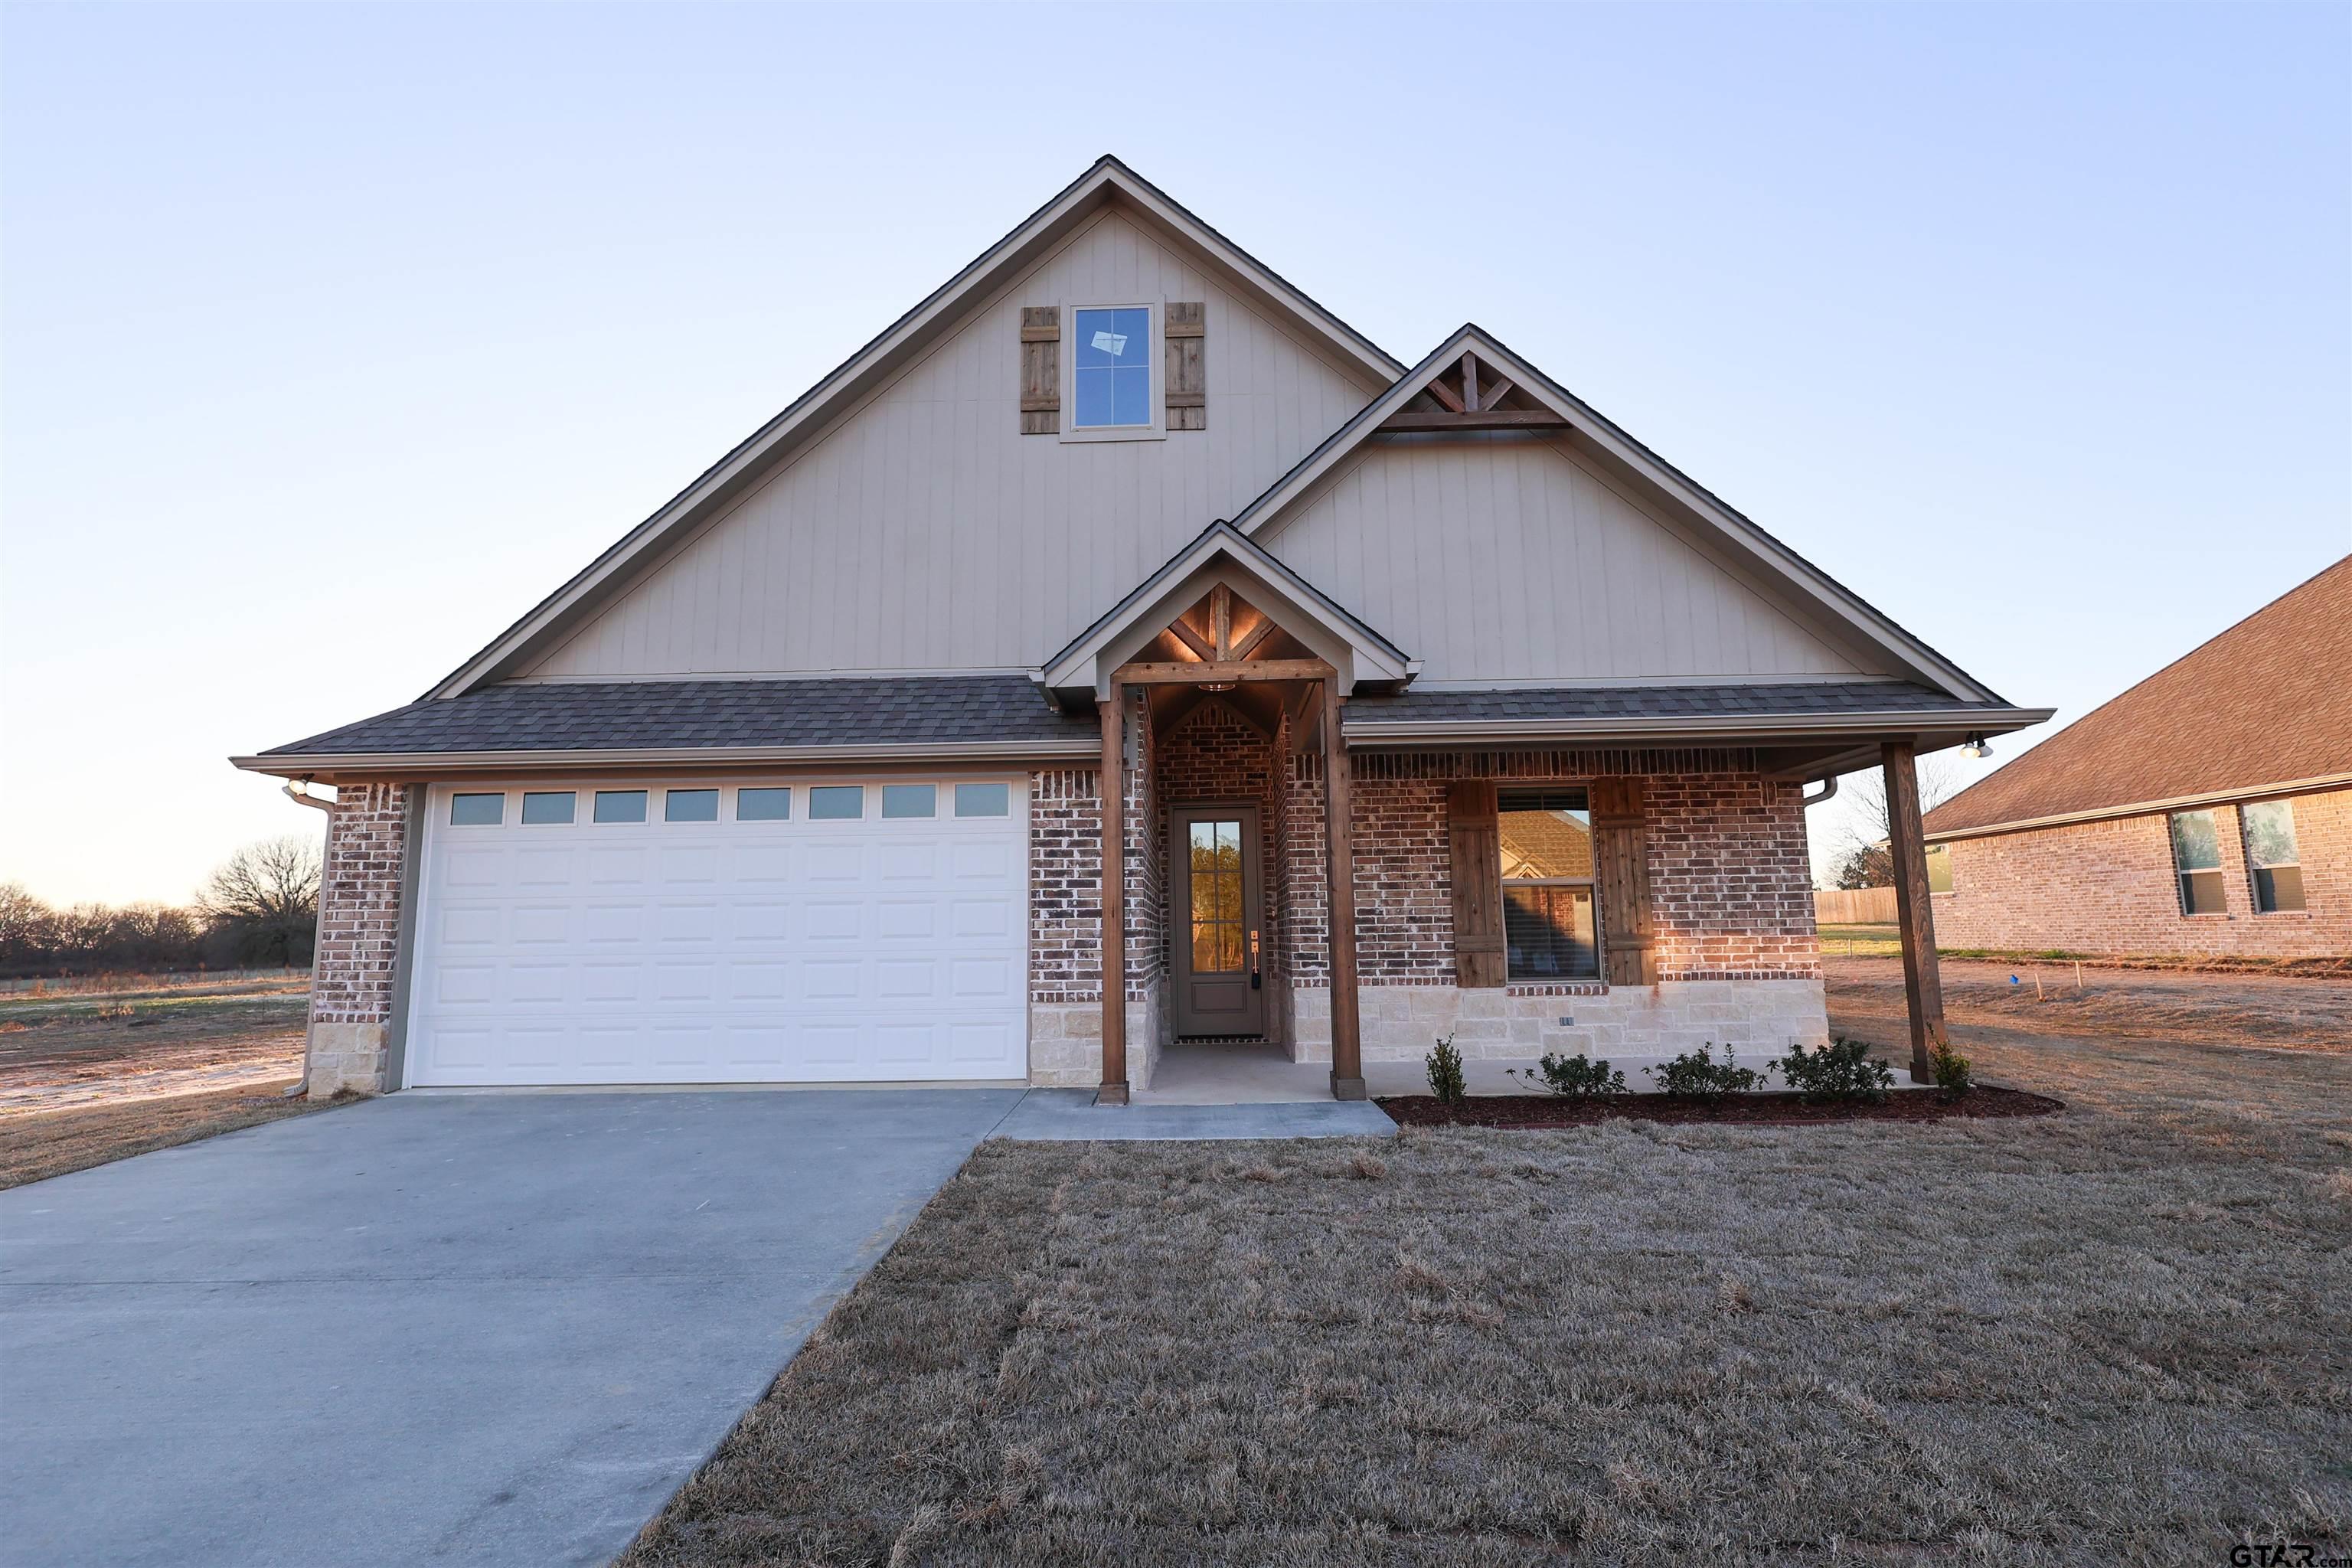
(1172, 807), (1264, 1037)
(1189, 819), (1245, 974)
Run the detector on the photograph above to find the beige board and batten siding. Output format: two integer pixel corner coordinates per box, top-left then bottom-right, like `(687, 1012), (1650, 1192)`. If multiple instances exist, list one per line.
(523, 210), (1385, 682)
(1256, 438), (1879, 684)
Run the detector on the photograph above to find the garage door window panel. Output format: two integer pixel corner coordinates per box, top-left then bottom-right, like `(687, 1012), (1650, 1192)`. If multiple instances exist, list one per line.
(882, 784), (937, 819)
(955, 782), (1010, 817)
(595, 791), (648, 824)
(522, 792), (577, 825)
(737, 788), (791, 822)
(450, 793), (505, 826)
(810, 786), (864, 820)
(665, 789), (719, 822)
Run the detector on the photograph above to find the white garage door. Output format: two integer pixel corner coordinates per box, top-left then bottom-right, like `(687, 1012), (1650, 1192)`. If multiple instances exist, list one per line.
(403, 779), (1027, 1086)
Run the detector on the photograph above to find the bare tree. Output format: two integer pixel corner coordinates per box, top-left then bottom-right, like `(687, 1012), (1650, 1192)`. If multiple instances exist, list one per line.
(1830, 756), (1962, 889)
(0, 881), (214, 978)
(0, 882), (56, 969)
(198, 836), (322, 965)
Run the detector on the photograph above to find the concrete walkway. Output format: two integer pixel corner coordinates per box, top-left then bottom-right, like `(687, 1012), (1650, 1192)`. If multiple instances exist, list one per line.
(992, 1087), (1397, 1141)
(0, 1089), (1023, 1568)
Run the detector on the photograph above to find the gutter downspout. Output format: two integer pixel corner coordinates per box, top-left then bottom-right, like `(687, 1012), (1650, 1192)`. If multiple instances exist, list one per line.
(285, 778), (334, 813)
(281, 778), (333, 1096)
(1801, 775), (1839, 807)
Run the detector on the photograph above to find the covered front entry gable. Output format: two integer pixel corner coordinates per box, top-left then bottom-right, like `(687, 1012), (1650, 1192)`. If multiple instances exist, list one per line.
(1036, 520), (1415, 708)
(1060, 534), (1383, 1105)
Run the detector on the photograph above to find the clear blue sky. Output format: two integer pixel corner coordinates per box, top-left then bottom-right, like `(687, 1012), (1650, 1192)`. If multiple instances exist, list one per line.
(4, 2), (2347, 904)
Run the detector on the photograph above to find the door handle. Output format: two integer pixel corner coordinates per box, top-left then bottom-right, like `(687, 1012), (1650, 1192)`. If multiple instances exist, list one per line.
(1249, 928), (1261, 989)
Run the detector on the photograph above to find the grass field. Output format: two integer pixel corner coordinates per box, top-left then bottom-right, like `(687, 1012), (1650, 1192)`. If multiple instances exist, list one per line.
(1816, 921), (1903, 958)
(625, 976), (2352, 1566)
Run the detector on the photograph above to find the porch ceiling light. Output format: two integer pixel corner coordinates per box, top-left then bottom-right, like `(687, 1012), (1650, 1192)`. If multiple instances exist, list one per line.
(1200, 681), (1236, 692)
(1960, 733), (1991, 760)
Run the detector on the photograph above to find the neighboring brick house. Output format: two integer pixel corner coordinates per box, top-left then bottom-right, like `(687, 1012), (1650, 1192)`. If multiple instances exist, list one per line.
(1925, 556), (2352, 959)
(234, 158), (2044, 1102)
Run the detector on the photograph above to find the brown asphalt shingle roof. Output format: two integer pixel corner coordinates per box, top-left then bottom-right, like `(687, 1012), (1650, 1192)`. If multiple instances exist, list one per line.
(1923, 555), (2352, 838)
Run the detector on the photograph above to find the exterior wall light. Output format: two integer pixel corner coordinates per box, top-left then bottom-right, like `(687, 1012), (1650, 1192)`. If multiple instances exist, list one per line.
(1960, 733), (1991, 760)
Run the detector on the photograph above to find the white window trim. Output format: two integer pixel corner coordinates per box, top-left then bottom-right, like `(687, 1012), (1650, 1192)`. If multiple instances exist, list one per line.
(1060, 300), (1165, 443)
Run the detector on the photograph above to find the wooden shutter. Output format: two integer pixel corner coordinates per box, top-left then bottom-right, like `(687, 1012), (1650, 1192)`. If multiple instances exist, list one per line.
(1589, 777), (1658, 985)
(1165, 302), (1205, 430)
(1019, 307), (1059, 435)
(1446, 781), (1505, 988)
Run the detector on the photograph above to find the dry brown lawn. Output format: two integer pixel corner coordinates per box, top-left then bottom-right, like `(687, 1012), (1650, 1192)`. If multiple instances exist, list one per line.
(0, 1080), (332, 1189)
(626, 981), (2352, 1566)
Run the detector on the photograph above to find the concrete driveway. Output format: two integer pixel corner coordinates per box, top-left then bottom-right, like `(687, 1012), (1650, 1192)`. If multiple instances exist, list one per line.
(1, 1088), (1024, 1567)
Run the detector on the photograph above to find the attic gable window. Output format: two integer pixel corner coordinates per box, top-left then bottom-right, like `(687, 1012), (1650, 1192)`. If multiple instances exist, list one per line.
(1071, 306), (1152, 430)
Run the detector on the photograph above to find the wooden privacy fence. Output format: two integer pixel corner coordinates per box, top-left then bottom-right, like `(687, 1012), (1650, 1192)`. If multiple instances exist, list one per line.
(1815, 886), (1900, 925)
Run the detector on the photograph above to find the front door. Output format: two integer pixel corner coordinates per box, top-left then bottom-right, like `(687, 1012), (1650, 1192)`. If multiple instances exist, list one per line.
(1170, 805), (1266, 1037)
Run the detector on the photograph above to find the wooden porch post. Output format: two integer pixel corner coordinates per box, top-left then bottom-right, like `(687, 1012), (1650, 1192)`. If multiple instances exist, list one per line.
(1882, 741), (1949, 1083)
(1321, 679), (1366, 1100)
(1097, 686), (1129, 1106)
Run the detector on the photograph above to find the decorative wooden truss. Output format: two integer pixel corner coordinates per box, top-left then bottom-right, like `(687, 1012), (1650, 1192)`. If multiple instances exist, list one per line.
(1115, 584), (1330, 688)
(1377, 348), (1568, 434)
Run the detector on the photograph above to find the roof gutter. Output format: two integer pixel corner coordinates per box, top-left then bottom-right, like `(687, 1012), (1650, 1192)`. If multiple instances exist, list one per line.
(1340, 707), (2053, 747)
(1925, 770), (2352, 844)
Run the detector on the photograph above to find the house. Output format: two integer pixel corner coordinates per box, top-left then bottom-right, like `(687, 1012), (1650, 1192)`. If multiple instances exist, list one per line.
(233, 157), (2047, 1103)
(1924, 556), (2350, 959)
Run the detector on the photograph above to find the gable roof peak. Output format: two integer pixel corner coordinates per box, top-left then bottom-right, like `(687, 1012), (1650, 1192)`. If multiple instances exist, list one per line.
(422, 158), (1400, 701)
(1230, 322), (2013, 707)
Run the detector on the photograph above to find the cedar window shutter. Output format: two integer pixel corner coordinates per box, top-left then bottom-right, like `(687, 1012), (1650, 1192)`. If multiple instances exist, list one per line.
(1165, 301), (1205, 430)
(1446, 781), (1505, 988)
(1590, 778), (1658, 985)
(1019, 307), (1060, 435)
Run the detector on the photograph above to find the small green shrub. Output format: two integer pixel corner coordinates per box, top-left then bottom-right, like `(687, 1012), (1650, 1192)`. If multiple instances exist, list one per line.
(1931, 1039), (1974, 1098)
(1426, 1034), (1467, 1105)
(1509, 1051), (1626, 1098)
(1772, 1037), (1895, 1103)
(1644, 1043), (1759, 1100)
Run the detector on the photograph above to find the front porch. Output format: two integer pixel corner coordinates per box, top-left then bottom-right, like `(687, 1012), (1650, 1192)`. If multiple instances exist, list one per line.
(1034, 521), (1965, 1108)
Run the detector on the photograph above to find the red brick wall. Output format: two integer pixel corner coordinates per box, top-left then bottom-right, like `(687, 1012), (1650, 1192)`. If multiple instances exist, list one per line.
(1027, 767), (1103, 1004)
(1032, 740), (1828, 1020)
(311, 782), (410, 1027)
(1282, 747), (1821, 987)
(1645, 773), (1820, 980)
(1027, 693), (1159, 1008)
(1936, 787), (2352, 957)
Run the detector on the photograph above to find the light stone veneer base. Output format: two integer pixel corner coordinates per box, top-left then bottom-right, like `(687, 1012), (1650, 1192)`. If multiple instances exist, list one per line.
(306, 1023), (389, 1099)
(1027, 991), (1165, 1091)
(1286, 980), (1830, 1067)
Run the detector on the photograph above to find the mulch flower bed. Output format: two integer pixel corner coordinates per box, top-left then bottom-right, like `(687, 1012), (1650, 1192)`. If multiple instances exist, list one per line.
(1377, 1086), (2064, 1129)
